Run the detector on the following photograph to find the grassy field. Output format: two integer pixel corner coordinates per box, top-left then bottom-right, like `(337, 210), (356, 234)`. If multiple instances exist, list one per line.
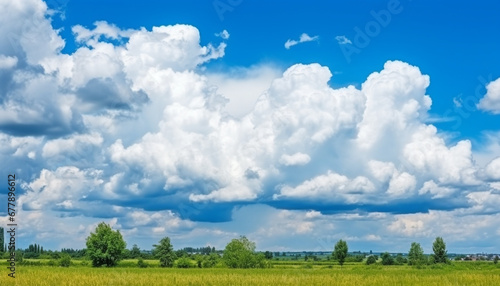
(1, 261), (499, 285)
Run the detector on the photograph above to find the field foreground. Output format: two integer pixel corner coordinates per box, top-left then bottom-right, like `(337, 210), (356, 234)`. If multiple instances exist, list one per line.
(2, 264), (500, 286)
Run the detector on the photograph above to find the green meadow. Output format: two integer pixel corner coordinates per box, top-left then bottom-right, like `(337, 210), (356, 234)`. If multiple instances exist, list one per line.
(1, 260), (499, 286)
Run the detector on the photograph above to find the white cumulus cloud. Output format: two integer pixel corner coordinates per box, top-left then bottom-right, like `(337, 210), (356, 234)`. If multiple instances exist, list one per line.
(477, 77), (500, 114)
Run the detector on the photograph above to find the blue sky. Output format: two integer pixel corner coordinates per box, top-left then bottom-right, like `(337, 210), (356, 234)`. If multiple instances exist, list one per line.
(1, 0), (500, 254)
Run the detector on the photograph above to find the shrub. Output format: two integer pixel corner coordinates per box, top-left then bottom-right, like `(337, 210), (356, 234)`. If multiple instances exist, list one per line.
(395, 254), (407, 265)
(137, 257), (148, 268)
(59, 254), (71, 267)
(223, 236), (266, 268)
(80, 260), (90, 267)
(202, 253), (220, 268)
(381, 252), (394, 265)
(176, 257), (192, 268)
(366, 255), (377, 265)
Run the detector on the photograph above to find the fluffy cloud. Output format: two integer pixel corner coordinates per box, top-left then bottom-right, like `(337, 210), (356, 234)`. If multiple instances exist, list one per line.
(403, 126), (477, 185)
(20, 166), (103, 210)
(274, 171), (375, 203)
(0, 55), (17, 69)
(284, 33), (319, 49)
(72, 21), (134, 44)
(279, 152), (311, 166)
(3, 0), (500, 251)
(484, 157), (500, 180)
(477, 77), (500, 114)
(418, 180), (456, 199)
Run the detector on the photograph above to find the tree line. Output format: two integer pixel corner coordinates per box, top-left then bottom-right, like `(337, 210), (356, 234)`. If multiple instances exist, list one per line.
(85, 222), (271, 268)
(332, 237), (453, 267)
(4, 222), (498, 268)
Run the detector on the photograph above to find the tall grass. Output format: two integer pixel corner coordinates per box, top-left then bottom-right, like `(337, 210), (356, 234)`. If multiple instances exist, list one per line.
(0, 263), (498, 286)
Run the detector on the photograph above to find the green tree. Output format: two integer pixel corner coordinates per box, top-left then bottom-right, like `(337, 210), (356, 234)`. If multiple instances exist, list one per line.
(130, 244), (141, 259)
(223, 236), (254, 268)
(223, 236), (265, 268)
(137, 257), (148, 268)
(86, 222), (126, 267)
(432, 237), (448, 264)
(153, 237), (176, 267)
(381, 252), (394, 265)
(494, 255), (498, 264)
(264, 251), (273, 260)
(408, 242), (425, 266)
(332, 239), (348, 267)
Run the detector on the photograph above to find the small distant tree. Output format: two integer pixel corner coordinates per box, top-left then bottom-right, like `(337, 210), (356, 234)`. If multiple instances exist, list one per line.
(432, 237), (448, 264)
(332, 239), (348, 268)
(408, 242), (425, 266)
(130, 244), (141, 259)
(494, 255), (498, 264)
(86, 222), (126, 267)
(153, 237), (176, 268)
(223, 236), (255, 268)
(137, 257), (148, 268)
(381, 252), (394, 265)
(264, 251), (273, 260)
(223, 236), (266, 268)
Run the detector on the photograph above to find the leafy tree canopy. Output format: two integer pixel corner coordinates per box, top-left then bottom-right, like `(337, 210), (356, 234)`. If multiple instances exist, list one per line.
(153, 237), (176, 268)
(86, 222), (126, 267)
(333, 239), (348, 267)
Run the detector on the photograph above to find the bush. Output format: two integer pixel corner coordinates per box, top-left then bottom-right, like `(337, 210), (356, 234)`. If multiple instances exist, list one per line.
(59, 254), (71, 267)
(80, 260), (90, 267)
(346, 255), (364, 263)
(381, 252), (394, 265)
(137, 257), (148, 268)
(395, 254), (407, 265)
(15, 251), (23, 263)
(23, 252), (40, 259)
(302, 263), (313, 269)
(176, 257), (192, 268)
(202, 253), (220, 268)
(366, 255), (377, 265)
(223, 236), (266, 268)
